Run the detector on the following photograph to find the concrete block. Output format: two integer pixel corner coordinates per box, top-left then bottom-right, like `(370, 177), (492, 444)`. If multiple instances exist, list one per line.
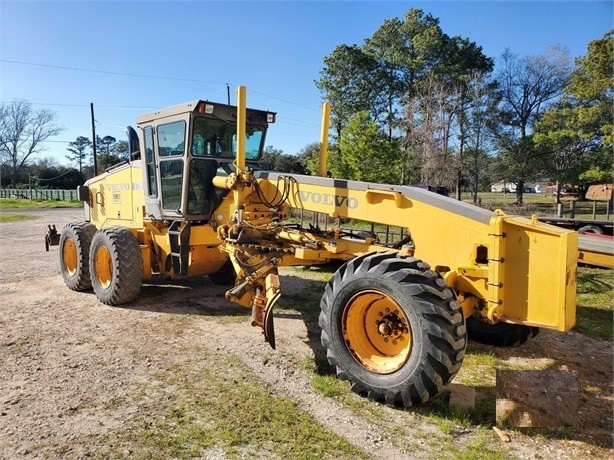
(448, 383), (476, 411)
(496, 369), (579, 428)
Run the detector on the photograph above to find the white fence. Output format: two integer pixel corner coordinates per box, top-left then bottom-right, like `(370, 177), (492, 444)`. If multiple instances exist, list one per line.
(0, 188), (78, 201)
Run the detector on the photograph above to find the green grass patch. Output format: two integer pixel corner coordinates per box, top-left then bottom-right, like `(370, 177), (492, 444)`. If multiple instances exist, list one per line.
(575, 266), (614, 340)
(311, 373), (349, 398)
(101, 352), (366, 460)
(0, 197), (81, 209)
(0, 213), (38, 223)
(429, 430), (516, 460)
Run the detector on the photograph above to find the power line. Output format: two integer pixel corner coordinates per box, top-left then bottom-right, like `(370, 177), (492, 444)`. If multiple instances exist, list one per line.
(0, 101), (158, 111)
(95, 119), (130, 130)
(0, 59), (228, 86)
(1, 59), (322, 112)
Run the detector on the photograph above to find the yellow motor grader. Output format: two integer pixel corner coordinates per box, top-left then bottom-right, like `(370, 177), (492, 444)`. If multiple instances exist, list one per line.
(53, 86), (577, 407)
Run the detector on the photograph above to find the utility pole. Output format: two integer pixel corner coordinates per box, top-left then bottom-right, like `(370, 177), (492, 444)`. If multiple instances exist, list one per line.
(90, 102), (98, 175)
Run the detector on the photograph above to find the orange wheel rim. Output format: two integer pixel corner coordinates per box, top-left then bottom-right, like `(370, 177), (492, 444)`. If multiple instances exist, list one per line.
(62, 239), (78, 276)
(94, 246), (113, 288)
(342, 290), (412, 374)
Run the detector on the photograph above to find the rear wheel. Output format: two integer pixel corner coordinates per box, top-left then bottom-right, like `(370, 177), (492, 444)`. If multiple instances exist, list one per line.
(89, 227), (143, 305)
(319, 251), (467, 407)
(59, 222), (96, 291)
(466, 316), (539, 347)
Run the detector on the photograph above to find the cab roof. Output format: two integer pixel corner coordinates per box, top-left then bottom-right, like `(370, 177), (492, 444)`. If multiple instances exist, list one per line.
(136, 100), (276, 125)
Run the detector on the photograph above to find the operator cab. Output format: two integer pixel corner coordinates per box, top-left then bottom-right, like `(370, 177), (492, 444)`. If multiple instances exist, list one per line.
(131, 100), (276, 222)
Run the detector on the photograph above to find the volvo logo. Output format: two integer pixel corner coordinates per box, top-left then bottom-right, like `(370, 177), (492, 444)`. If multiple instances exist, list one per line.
(298, 191), (359, 209)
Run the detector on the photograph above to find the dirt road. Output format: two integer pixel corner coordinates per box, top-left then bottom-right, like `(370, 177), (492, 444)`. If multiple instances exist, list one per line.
(1, 208), (612, 459)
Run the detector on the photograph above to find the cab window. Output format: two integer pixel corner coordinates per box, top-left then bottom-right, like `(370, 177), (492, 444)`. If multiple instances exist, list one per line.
(192, 117), (265, 160)
(160, 159), (183, 210)
(143, 126), (157, 198)
(158, 121), (186, 157)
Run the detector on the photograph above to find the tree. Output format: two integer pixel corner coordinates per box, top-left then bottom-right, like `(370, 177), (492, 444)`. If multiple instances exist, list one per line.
(316, 44), (379, 142)
(458, 71), (500, 204)
(259, 146), (308, 174)
(338, 111), (398, 183)
(535, 30), (613, 191)
(66, 136), (92, 178)
(301, 142), (324, 176)
(534, 100), (591, 202)
(364, 9), (449, 141)
(95, 135), (123, 172)
(116, 140), (129, 160)
(99, 135), (117, 156)
(317, 8), (493, 193)
(30, 157), (82, 190)
(0, 99), (63, 188)
(492, 46), (572, 204)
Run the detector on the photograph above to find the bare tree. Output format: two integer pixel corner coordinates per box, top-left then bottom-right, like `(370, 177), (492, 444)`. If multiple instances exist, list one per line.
(493, 46), (572, 204)
(0, 99), (64, 188)
(460, 70), (500, 204)
(402, 71), (460, 188)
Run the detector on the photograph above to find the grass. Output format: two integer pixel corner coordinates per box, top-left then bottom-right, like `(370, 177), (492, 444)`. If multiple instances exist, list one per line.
(99, 351), (367, 460)
(575, 266), (614, 340)
(279, 263), (610, 456)
(0, 213), (38, 223)
(0, 197), (81, 209)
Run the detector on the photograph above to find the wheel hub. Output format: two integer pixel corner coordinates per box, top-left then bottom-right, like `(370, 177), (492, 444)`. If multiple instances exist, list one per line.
(94, 246), (113, 288)
(62, 239), (78, 276)
(342, 290), (412, 374)
(376, 312), (409, 344)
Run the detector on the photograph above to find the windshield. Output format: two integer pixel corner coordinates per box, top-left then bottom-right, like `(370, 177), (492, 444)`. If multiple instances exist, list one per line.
(191, 117), (265, 160)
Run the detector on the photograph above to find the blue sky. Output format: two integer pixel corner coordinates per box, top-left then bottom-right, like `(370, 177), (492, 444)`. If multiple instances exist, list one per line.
(1, 1), (612, 167)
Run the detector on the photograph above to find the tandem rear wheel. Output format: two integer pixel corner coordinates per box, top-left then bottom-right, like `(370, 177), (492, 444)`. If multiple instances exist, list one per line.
(89, 227), (143, 306)
(59, 222), (97, 291)
(466, 316), (539, 347)
(319, 251), (467, 407)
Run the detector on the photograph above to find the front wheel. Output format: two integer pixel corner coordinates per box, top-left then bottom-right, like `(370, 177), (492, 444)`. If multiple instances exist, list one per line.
(319, 251), (467, 407)
(208, 258), (237, 286)
(89, 227), (143, 305)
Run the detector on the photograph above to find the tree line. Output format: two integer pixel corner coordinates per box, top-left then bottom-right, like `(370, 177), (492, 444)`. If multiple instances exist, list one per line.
(265, 9), (612, 205)
(0, 98), (129, 189)
(1, 8), (612, 204)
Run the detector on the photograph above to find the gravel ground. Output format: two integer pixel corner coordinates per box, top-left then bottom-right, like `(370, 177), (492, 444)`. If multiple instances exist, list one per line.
(0, 207), (612, 459)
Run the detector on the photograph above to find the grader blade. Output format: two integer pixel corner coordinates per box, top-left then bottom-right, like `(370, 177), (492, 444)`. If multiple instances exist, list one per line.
(263, 273), (281, 349)
(264, 299), (278, 350)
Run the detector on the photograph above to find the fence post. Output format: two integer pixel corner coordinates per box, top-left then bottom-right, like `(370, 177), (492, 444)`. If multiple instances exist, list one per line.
(570, 200), (575, 219)
(557, 203), (563, 218)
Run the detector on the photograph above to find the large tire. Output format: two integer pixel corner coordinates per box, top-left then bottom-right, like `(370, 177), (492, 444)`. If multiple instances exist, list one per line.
(89, 227), (143, 305)
(208, 258), (237, 286)
(59, 222), (96, 291)
(466, 316), (539, 347)
(319, 251), (467, 407)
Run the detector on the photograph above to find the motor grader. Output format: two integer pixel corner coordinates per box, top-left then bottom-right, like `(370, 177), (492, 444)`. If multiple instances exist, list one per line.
(53, 86), (577, 407)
